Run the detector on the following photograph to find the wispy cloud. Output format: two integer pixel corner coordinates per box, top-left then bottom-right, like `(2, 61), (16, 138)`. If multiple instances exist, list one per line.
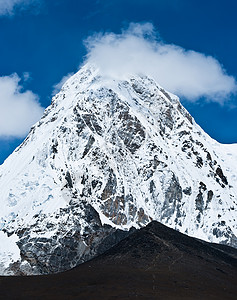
(84, 22), (237, 103)
(22, 71), (31, 82)
(0, 0), (41, 16)
(0, 73), (44, 138)
(52, 73), (74, 96)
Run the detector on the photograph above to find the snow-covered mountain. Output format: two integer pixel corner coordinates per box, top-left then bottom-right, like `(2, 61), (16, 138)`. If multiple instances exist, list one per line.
(0, 63), (237, 275)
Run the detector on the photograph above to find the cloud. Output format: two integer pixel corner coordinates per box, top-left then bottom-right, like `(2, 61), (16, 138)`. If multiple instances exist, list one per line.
(0, 73), (44, 138)
(0, 0), (41, 16)
(22, 72), (31, 82)
(52, 73), (74, 96)
(84, 22), (237, 103)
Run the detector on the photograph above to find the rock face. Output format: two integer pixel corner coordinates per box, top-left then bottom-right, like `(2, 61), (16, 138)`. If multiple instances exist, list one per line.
(0, 64), (237, 274)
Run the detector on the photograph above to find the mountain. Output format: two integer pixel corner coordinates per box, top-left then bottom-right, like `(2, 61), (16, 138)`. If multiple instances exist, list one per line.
(0, 221), (236, 300)
(0, 63), (237, 275)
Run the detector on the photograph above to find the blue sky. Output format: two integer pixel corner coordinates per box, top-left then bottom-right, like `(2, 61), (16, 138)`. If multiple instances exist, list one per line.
(0, 0), (237, 164)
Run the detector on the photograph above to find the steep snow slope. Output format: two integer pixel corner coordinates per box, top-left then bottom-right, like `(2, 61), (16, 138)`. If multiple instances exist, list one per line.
(0, 64), (236, 274)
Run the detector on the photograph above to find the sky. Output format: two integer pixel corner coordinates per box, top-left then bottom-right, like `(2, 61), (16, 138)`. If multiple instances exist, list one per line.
(0, 0), (237, 164)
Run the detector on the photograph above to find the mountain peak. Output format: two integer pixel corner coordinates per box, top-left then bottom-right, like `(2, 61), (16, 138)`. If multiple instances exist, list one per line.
(0, 66), (236, 275)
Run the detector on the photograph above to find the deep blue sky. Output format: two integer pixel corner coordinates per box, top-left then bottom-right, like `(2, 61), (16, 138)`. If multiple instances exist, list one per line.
(0, 0), (237, 164)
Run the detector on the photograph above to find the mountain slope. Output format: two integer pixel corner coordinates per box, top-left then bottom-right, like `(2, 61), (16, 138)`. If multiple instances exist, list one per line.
(0, 63), (236, 274)
(0, 221), (236, 300)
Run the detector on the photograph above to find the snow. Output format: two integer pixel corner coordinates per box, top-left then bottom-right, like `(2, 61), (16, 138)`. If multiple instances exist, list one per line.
(0, 232), (20, 269)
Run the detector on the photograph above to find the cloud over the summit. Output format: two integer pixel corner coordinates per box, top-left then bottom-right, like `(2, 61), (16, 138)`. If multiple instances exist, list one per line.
(0, 0), (40, 16)
(85, 22), (237, 103)
(0, 74), (44, 138)
(52, 73), (74, 96)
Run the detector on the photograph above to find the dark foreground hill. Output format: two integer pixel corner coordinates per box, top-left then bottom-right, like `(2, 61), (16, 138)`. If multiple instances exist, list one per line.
(0, 221), (237, 300)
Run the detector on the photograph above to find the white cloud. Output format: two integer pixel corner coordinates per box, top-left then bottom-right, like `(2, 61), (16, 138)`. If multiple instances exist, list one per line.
(0, 0), (40, 16)
(52, 73), (74, 96)
(85, 22), (237, 103)
(0, 73), (44, 138)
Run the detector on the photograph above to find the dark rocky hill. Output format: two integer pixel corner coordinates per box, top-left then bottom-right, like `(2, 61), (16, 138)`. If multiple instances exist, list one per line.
(0, 221), (236, 299)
